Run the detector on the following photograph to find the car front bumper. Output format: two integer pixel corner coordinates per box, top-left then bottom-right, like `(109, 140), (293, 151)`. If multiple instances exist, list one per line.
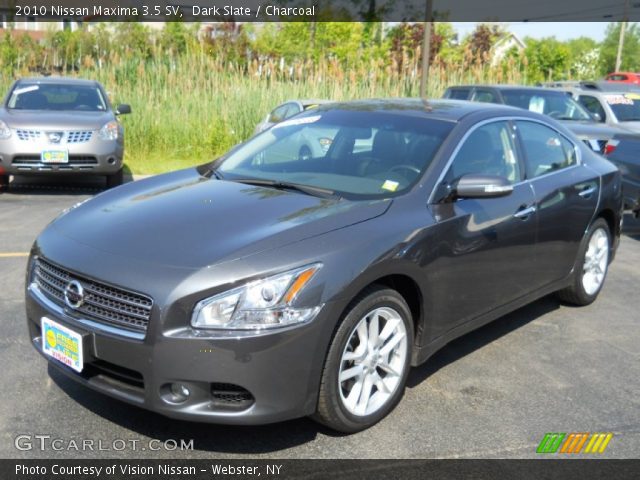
(0, 134), (123, 176)
(25, 282), (332, 425)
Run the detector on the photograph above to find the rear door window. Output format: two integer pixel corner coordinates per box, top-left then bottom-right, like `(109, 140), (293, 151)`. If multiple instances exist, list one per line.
(515, 121), (577, 179)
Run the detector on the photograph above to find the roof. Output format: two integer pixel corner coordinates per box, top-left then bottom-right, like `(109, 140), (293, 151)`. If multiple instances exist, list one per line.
(317, 98), (521, 122)
(448, 85), (569, 95)
(15, 77), (100, 87)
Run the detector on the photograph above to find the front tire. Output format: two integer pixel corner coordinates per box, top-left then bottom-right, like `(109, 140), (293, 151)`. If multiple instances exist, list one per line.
(556, 218), (611, 306)
(106, 169), (123, 189)
(313, 286), (413, 433)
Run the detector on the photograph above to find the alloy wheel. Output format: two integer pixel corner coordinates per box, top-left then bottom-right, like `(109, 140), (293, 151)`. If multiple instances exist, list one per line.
(338, 307), (408, 417)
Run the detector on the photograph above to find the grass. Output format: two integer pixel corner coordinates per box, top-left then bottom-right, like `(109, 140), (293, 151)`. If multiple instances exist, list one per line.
(0, 50), (527, 175)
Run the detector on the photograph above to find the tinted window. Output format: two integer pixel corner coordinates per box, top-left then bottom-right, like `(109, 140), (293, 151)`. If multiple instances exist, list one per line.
(446, 88), (471, 100)
(603, 93), (640, 121)
(446, 121), (521, 184)
(471, 89), (498, 103)
(268, 104), (289, 123)
(515, 121), (577, 179)
(218, 109), (454, 198)
(578, 95), (606, 121)
(283, 103), (302, 120)
(500, 89), (591, 121)
(7, 83), (107, 111)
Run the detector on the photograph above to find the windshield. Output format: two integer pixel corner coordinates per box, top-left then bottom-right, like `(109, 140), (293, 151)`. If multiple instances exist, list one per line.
(6, 83), (107, 112)
(604, 93), (640, 121)
(501, 90), (592, 121)
(217, 109), (453, 199)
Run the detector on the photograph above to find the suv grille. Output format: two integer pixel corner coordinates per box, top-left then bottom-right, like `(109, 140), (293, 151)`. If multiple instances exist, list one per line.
(33, 257), (153, 333)
(15, 130), (94, 143)
(16, 129), (41, 141)
(66, 131), (93, 143)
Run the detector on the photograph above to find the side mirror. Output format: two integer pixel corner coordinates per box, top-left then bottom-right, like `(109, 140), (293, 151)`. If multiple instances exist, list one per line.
(115, 104), (131, 115)
(454, 174), (513, 199)
(591, 112), (603, 122)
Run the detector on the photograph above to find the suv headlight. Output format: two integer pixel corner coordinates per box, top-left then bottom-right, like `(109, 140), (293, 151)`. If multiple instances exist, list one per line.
(191, 264), (322, 330)
(0, 120), (11, 139)
(98, 120), (119, 141)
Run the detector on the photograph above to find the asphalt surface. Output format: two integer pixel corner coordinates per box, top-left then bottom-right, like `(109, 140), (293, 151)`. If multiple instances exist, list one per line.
(1, 176), (639, 460)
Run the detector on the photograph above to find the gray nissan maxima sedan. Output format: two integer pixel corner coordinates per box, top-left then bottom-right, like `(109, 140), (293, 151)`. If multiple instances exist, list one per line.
(25, 99), (622, 432)
(0, 77), (131, 189)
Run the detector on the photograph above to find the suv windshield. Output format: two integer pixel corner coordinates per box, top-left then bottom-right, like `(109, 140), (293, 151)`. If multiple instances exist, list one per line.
(7, 83), (107, 112)
(501, 90), (592, 121)
(217, 109), (453, 199)
(604, 93), (640, 121)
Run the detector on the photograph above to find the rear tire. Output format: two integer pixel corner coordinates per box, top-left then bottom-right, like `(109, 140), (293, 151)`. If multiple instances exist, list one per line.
(313, 286), (413, 433)
(556, 218), (611, 306)
(0, 174), (8, 191)
(106, 169), (123, 189)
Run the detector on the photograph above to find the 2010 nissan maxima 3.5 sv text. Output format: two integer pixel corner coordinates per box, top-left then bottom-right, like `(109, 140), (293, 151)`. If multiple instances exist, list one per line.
(25, 100), (622, 432)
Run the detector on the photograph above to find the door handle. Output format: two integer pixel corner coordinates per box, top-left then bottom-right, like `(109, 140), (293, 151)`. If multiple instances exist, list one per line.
(513, 205), (536, 219)
(578, 186), (597, 198)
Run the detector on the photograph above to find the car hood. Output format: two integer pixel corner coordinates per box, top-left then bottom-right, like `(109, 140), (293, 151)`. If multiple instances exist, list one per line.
(49, 168), (391, 269)
(616, 121), (640, 133)
(561, 121), (623, 140)
(0, 108), (113, 130)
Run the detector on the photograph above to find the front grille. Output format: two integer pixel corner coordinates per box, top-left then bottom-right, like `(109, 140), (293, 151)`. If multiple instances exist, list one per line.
(13, 155), (98, 165)
(33, 257), (153, 333)
(86, 359), (144, 389)
(66, 131), (93, 143)
(16, 129), (41, 141)
(210, 383), (254, 410)
(15, 129), (93, 143)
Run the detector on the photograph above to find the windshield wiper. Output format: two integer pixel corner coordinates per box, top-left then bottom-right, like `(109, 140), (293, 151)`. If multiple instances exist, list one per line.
(231, 178), (340, 199)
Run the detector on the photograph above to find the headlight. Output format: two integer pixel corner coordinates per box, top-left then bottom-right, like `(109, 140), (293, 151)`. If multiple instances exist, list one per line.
(0, 120), (11, 139)
(191, 264), (322, 330)
(98, 121), (119, 141)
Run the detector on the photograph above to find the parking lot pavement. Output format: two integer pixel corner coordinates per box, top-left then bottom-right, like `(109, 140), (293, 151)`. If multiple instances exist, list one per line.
(1, 179), (639, 459)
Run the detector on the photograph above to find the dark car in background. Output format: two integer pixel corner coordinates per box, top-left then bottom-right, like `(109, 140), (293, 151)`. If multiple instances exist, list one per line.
(0, 77), (131, 189)
(443, 85), (627, 154)
(26, 100), (621, 433)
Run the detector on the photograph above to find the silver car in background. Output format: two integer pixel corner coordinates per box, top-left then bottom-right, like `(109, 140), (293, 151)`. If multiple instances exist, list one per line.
(0, 77), (131, 189)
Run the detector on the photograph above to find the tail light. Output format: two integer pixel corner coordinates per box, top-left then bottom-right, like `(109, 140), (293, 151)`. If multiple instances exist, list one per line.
(604, 139), (619, 156)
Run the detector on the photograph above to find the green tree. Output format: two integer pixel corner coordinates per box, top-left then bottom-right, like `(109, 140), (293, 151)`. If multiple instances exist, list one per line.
(599, 22), (640, 75)
(523, 37), (570, 81)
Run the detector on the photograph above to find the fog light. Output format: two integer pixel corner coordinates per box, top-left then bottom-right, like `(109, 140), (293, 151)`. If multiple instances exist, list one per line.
(170, 383), (191, 401)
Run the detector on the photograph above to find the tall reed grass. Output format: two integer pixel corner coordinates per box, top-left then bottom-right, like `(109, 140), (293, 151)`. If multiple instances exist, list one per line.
(0, 46), (526, 174)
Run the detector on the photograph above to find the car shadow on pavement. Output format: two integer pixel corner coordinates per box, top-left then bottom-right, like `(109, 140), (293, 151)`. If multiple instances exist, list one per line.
(406, 295), (560, 389)
(48, 297), (561, 453)
(48, 365), (326, 454)
(1, 170), (135, 195)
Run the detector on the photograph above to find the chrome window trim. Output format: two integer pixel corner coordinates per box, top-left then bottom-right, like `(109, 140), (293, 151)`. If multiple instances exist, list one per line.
(428, 115), (583, 204)
(29, 282), (146, 341)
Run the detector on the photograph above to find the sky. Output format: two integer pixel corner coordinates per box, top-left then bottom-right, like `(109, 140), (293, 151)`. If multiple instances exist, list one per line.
(452, 22), (610, 41)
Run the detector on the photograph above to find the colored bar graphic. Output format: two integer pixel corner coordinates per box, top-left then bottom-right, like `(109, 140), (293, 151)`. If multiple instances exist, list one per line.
(538, 433), (613, 454)
(537, 433), (566, 453)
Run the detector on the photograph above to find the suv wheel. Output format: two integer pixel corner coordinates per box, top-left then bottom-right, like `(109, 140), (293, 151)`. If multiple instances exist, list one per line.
(313, 286), (413, 433)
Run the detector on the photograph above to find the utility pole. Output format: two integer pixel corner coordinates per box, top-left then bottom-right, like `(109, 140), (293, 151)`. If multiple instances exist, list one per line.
(615, 0), (630, 72)
(420, 0), (434, 98)
(615, 22), (626, 72)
